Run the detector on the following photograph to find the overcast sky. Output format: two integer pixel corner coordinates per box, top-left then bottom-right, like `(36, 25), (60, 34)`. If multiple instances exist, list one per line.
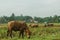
(0, 0), (60, 17)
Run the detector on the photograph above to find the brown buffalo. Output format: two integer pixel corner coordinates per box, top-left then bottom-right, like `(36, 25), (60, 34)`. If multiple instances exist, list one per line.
(29, 24), (38, 28)
(44, 23), (54, 27)
(7, 21), (31, 38)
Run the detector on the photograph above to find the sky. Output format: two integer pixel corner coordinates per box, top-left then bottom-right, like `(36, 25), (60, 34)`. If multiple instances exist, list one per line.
(0, 0), (60, 17)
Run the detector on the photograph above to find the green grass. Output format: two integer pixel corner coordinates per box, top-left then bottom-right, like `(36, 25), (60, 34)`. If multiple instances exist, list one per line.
(0, 23), (60, 40)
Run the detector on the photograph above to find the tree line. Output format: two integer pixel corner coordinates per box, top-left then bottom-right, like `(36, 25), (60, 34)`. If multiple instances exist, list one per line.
(0, 13), (60, 23)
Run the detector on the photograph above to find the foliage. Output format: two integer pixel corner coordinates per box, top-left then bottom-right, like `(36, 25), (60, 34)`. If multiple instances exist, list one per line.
(0, 13), (60, 23)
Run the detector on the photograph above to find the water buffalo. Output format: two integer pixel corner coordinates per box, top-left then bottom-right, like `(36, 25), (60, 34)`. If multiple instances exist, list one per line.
(29, 24), (38, 28)
(44, 23), (54, 27)
(7, 21), (31, 38)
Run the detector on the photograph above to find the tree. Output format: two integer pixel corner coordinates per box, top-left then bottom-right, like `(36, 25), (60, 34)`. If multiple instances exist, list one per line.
(24, 16), (33, 22)
(53, 15), (58, 23)
(9, 13), (15, 21)
(34, 17), (44, 23)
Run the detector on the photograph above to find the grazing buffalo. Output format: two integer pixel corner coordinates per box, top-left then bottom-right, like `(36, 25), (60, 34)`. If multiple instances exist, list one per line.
(7, 21), (31, 38)
(29, 24), (38, 28)
(44, 23), (54, 27)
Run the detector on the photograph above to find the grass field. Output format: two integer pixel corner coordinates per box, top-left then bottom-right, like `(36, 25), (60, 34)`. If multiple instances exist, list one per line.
(0, 23), (60, 40)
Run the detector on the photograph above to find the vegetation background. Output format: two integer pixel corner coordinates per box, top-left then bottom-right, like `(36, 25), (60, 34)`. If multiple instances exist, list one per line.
(0, 13), (60, 23)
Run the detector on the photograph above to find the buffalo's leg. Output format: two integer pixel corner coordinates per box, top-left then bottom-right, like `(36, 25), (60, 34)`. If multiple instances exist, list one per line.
(7, 30), (9, 36)
(7, 30), (12, 38)
(19, 31), (21, 38)
(19, 30), (24, 38)
(21, 31), (24, 38)
(10, 30), (12, 38)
